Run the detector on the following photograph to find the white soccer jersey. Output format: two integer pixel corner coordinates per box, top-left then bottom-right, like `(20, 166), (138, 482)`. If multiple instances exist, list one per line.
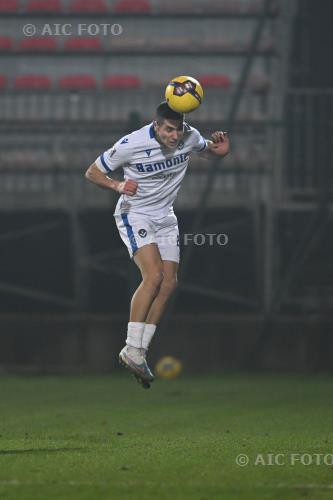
(95, 122), (207, 218)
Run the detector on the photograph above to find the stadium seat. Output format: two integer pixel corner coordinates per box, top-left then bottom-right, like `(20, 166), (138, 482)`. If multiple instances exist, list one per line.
(69, 0), (107, 12)
(205, 0), (242, 14)
(151, 37), (191, 51)
(0, 36), (13, 51)
(64, 37), (102, 51)
(158, 0), (202, 14)
(199, 75), (231, 89)
(26, 0), (62, 12)
(247, 0), (270, 14)
(13, 75), (52, 90)
(103, 75), (141, 89)
(109, 36), (146, 51)
(19, 37), (58, 51)
(0, 0), (18, 12)
(201, 37), (234, 52)
(0, 75), (7, 89)
(113, 0), (150, 13)
(59, 75), (97, 90)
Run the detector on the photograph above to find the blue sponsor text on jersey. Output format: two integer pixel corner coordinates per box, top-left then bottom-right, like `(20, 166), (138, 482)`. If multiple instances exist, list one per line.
(135, 152), (189, 173)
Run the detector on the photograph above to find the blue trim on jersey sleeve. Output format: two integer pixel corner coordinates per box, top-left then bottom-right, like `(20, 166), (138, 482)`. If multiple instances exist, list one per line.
(100, 153), (112, 173)
(121, 213), (138, 254)
(149, 124), (155, 139)
(197, 140), (207, 152)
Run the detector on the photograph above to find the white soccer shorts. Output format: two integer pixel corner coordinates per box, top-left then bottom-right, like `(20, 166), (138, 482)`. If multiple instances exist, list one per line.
(115, 212), (180, 263)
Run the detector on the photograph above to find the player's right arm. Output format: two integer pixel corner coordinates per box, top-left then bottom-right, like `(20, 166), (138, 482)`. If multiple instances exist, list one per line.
(85, 139), (138, 196)
(85, 163), (137, 195)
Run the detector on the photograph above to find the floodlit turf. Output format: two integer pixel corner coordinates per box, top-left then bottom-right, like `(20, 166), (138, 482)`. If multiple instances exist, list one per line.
(0, 373), (333, 499)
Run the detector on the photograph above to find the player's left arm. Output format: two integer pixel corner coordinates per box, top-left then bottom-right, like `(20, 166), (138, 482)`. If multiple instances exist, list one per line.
(200, 131), (230, 159)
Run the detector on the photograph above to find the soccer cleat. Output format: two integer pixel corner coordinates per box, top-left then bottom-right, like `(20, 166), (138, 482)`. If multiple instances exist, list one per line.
(119, 346), (154, 383)
(133, 373), (151, 390)
(135, 349), (152, 389)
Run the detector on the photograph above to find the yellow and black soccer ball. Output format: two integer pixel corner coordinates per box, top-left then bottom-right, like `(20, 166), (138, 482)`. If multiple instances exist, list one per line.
(155, 356), (183, 380)
(165, 76), (204, 113)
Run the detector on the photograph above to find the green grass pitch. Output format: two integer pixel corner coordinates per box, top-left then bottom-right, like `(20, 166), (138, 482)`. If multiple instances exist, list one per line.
(0, 373), (332, 499)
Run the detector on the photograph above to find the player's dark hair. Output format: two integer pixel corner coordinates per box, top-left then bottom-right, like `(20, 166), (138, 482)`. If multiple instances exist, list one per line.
(155, 101), (184, 124)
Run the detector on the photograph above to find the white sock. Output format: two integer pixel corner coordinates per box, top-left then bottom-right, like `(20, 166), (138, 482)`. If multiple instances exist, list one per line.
(142, 324), (157, 351)
(126, 322), (145, 349)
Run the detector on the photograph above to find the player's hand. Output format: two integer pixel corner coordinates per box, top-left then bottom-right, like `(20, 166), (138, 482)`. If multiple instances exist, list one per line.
(117, 179), (138, 196)
(209, 131), (230, 156)
(211, 131), (228, 143)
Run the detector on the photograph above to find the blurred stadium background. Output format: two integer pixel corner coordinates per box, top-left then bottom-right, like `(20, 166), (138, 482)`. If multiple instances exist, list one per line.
(0, 0), (332, 373)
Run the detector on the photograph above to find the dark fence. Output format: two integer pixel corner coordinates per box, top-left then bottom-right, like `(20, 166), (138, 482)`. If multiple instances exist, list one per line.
(0, 314), (332, 372)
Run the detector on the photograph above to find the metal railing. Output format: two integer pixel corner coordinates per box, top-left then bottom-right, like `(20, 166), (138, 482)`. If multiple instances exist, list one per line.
(0, 87), (271, 123)
(0, 86), (277, 209)
(284, 88), (333, 197)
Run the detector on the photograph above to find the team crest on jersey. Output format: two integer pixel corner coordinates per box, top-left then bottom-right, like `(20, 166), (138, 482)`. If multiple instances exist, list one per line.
(177, 141), (184, 150)
(121, 138), (129, 144)
(138, 229), (147, 238)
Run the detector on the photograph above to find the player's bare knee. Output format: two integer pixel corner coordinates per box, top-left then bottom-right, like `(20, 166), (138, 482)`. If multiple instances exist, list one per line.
(143, 269), (164, 292)
(160, 275), (178, 296)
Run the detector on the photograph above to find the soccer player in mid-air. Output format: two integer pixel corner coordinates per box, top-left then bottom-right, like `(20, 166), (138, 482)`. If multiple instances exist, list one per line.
(85, 102), (230, 388)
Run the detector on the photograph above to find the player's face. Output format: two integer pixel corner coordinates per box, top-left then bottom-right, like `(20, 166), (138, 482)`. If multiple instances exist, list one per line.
(154, 119), (184, 149)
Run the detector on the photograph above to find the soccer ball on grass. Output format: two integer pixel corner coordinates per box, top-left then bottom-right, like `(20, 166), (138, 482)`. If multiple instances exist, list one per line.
(155, 356), (183, 380)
